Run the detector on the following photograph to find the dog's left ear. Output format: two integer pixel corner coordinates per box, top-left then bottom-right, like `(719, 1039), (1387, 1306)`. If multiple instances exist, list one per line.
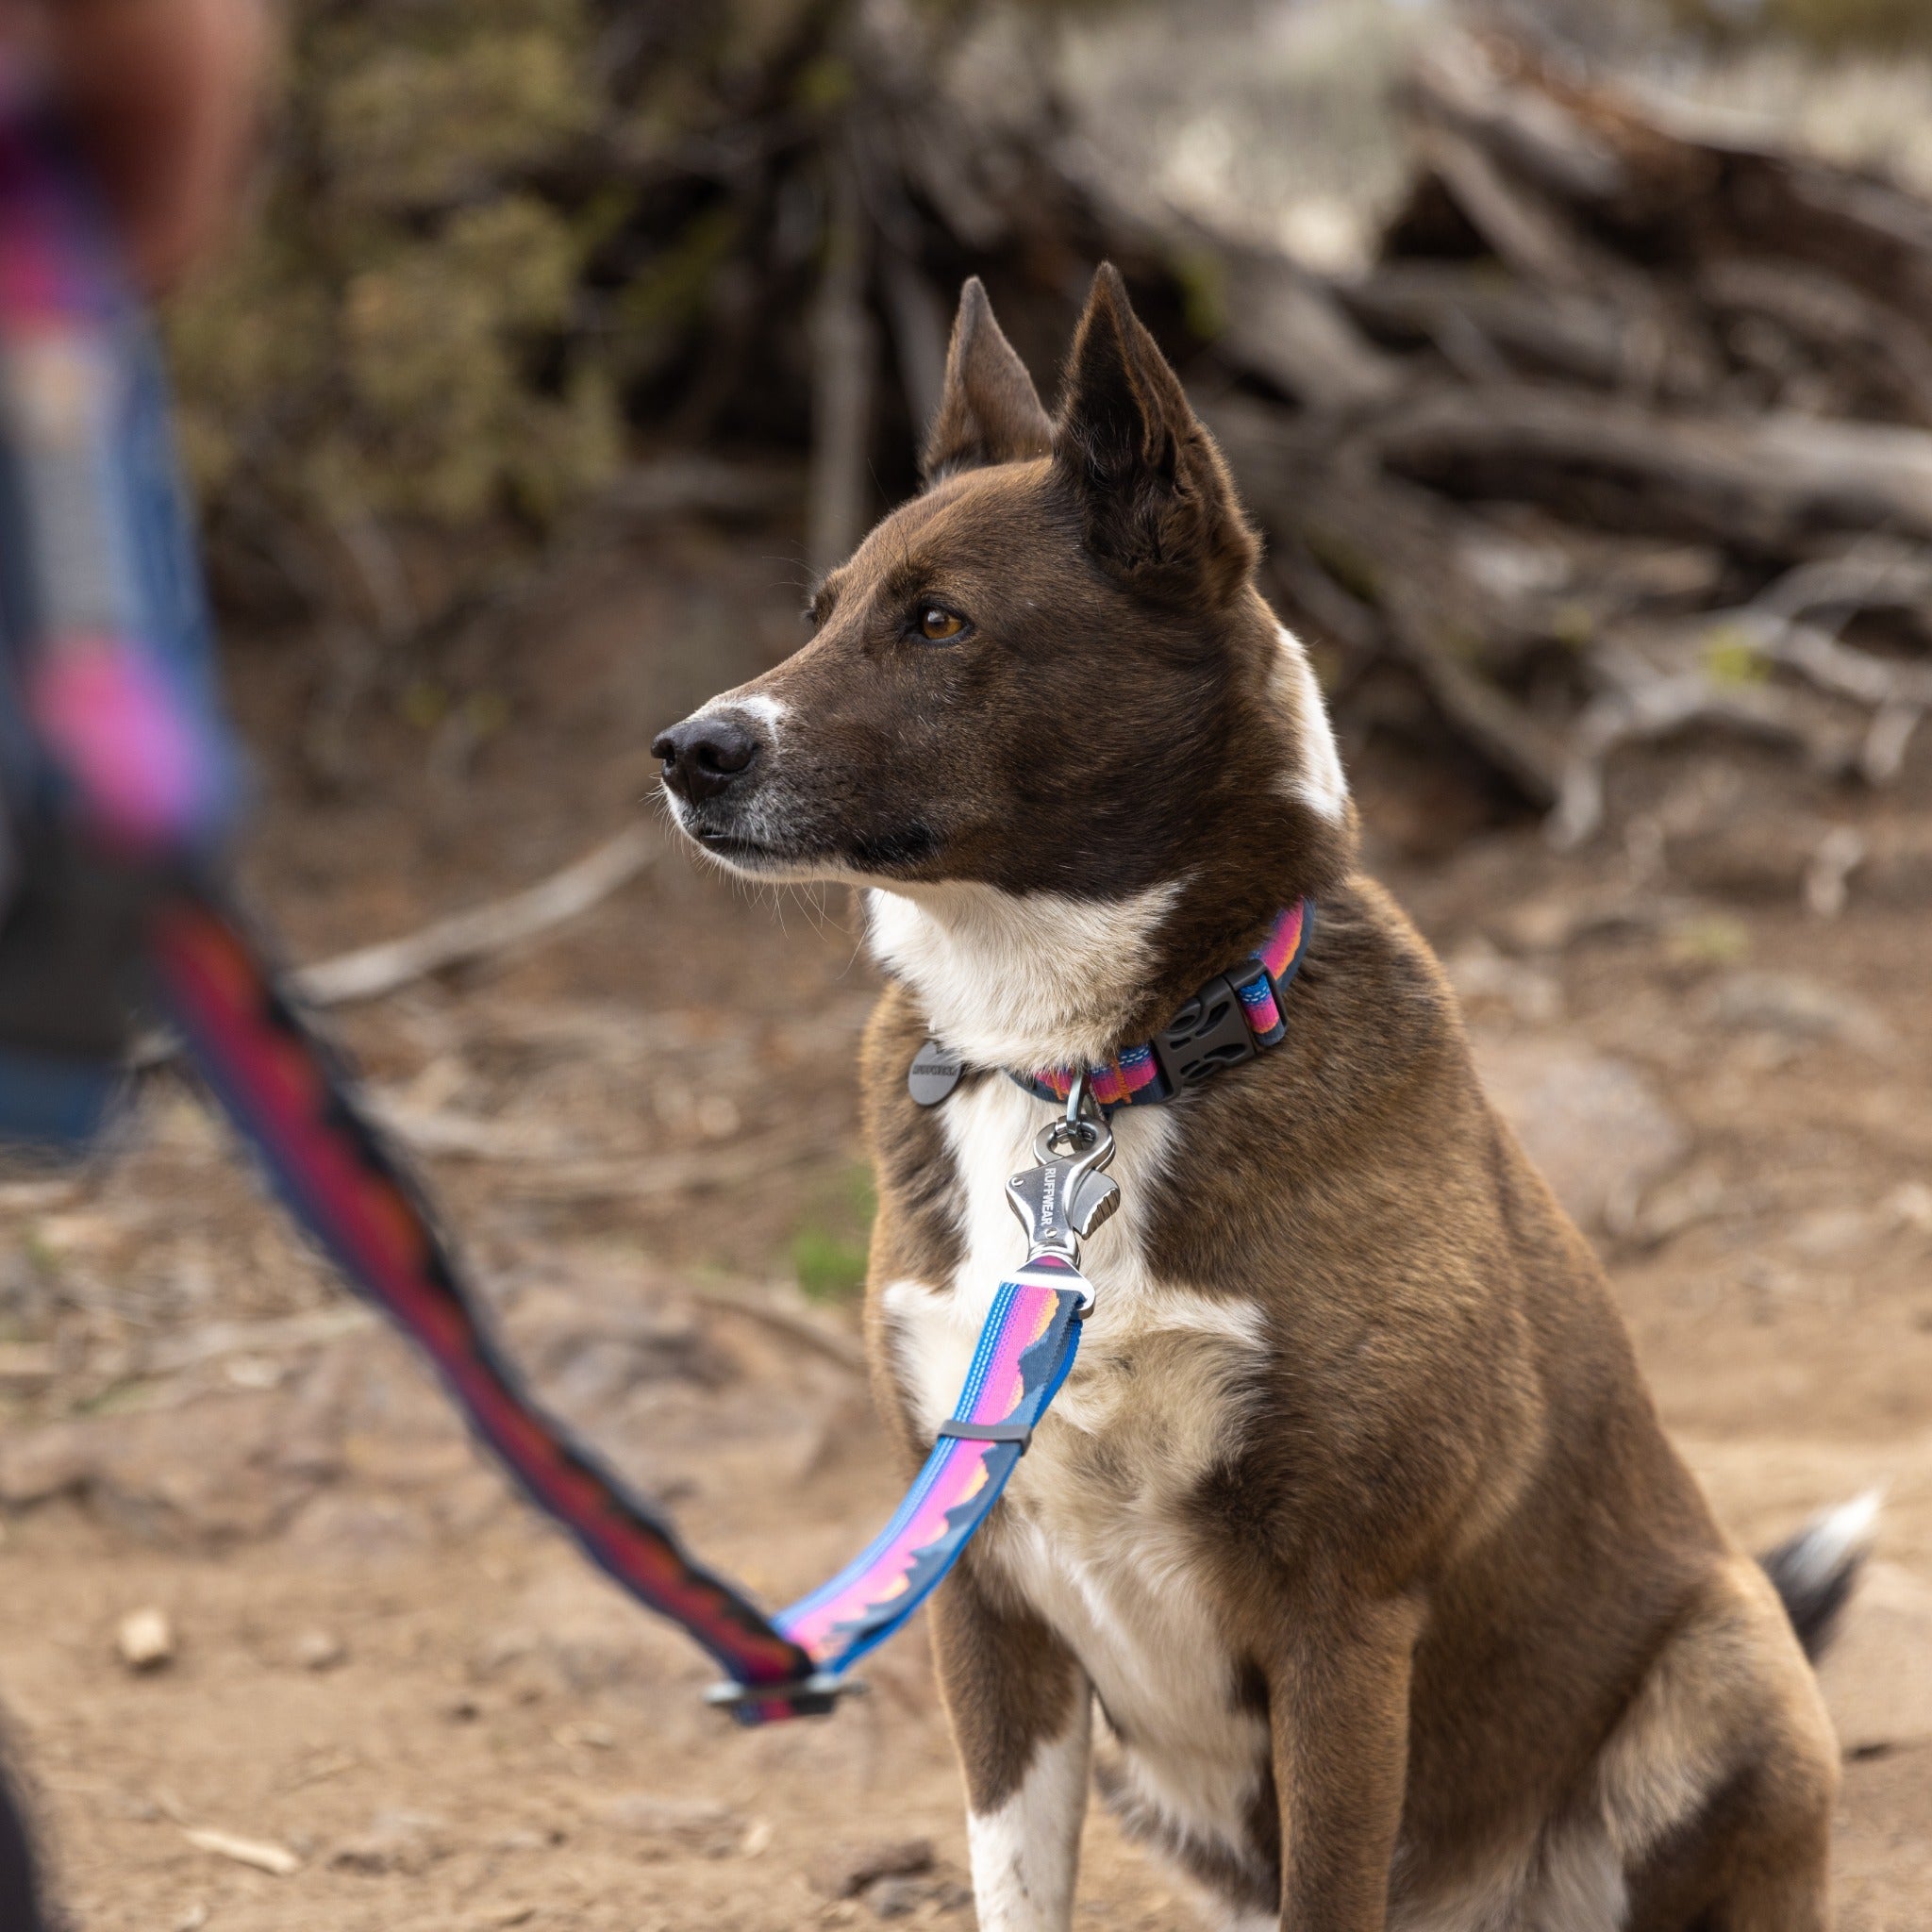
(1054, 263), (1257, 606)
(922, 277), (1055, 486)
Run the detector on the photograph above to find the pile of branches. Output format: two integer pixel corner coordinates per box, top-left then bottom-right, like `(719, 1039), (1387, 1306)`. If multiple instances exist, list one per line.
(1201, 29), (1932, 842)
(180, 5), (1932, 837)
(792, 19), (1932, 843)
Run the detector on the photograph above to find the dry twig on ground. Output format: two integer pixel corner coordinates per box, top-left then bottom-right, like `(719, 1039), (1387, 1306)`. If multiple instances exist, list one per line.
(291, 826), (658, 1009)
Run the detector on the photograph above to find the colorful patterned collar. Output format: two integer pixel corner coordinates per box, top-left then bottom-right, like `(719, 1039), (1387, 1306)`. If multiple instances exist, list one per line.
(908, 898), (1315, 1113)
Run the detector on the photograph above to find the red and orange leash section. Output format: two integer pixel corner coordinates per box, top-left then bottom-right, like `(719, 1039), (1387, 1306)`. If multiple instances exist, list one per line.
(149, 895), (825, 1715)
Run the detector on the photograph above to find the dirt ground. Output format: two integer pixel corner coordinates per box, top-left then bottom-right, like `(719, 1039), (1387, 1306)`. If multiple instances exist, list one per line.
(3, 527), (1931, 1932)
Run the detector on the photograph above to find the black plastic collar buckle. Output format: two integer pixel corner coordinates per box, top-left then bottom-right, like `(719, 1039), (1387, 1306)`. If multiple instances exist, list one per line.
(1151, 974), (1258, 1091)
(704, 1669), (864, 1722)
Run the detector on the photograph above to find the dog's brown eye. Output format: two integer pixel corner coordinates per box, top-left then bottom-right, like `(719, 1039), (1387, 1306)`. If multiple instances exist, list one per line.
(906, 596), (969, 643)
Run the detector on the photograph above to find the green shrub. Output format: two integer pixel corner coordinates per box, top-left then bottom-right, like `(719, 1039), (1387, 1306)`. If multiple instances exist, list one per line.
(791, 1224), (871, 1303)
(162, 0), (835, 620)
(166, 1), (618, 565)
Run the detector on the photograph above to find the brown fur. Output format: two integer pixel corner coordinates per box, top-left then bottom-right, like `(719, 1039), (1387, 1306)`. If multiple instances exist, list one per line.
(658, 267), (1846, 1931)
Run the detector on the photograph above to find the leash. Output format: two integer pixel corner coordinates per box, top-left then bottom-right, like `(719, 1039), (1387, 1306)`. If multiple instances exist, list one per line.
(0, 78), (1197, 1726)
(0, 74), (821, 1713)
(712, 1084), (1112, 1713)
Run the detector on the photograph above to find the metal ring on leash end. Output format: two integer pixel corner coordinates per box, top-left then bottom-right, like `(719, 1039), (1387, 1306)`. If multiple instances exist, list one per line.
(1041, 1072), (1108, 1164)
(1036, 1114), (1105, 1164)
(704, 1670), (865, 1721)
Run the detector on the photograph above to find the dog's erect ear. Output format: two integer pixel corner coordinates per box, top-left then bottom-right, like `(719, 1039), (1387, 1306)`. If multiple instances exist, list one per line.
(921, 277), (1054, 486)
(1054, 263), (1257, 606)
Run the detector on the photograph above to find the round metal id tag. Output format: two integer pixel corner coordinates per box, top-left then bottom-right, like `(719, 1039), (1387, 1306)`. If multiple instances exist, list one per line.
(908, 1038), (964, 1107)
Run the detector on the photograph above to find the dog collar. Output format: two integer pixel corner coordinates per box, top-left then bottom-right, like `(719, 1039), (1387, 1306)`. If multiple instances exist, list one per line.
(908, 897), (1314, 1112)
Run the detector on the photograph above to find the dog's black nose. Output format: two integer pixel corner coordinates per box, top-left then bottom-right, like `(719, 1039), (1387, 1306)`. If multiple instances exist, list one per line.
(653, 715), (760, 804)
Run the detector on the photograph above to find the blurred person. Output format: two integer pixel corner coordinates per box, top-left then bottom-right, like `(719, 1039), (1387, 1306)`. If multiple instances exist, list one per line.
(0, 3), (266, 1922)
(0, 0), (267, 290)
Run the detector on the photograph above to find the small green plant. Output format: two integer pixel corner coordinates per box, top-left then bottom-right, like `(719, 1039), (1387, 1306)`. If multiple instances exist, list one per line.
(1668, 912), (1752, 969)
(790, 1161), (875, 1303)
(1168, 245), (1229, 343)
(791, 1224), (870, 1304)
(1551, 602), (1595, 650)
(1702, 623), (1770, 688)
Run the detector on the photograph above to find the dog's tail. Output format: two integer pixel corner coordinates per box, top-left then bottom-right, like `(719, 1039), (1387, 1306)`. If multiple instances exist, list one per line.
(1758, 1491), (1880, 1663)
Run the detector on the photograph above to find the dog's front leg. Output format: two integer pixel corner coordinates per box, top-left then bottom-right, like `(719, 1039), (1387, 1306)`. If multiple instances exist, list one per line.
(932, 1563), (1091, 1932)
(1268, 1597), (1420, 1932)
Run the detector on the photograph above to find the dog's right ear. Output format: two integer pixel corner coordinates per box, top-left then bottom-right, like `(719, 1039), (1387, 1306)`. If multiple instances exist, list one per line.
(921, 277), (1054, 486)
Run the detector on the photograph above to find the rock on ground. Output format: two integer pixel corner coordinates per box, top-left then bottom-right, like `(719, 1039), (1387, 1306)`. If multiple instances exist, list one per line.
(1469, 1035), (1689, 1232)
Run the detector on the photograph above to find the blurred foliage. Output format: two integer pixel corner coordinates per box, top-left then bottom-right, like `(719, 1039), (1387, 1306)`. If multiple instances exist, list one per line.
(791, 1224), (871, 1302)
(1671, 0), (1932, 48)
(163, 0), (854, 622)
(1701, 624), (1772, 687)
(171, 0), (602, 553)
(1775, 0), (1932, 45)
(1664, 912), (1752, 969)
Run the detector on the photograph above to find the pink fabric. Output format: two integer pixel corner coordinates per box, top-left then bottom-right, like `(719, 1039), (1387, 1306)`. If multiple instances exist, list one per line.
(32, 639), (209, 848)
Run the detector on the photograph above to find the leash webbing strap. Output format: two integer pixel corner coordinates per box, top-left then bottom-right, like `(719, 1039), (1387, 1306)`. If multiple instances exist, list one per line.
(772, 1257), (1087, 1679)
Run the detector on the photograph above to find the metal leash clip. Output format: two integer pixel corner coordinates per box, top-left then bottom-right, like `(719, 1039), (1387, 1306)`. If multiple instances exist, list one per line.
(1006, 1071), (1119, 1289)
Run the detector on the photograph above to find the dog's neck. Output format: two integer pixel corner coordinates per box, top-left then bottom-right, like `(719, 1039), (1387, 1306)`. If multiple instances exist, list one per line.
(865, 621), (1353, 1071)
(865, 877), (1186, 1070)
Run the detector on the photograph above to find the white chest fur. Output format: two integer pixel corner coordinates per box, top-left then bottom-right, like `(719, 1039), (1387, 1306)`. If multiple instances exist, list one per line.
(879, 1074), (1274, 1870)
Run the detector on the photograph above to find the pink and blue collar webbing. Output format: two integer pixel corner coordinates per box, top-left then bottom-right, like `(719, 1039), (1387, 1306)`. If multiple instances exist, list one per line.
(1020, 897), (1313, 1109)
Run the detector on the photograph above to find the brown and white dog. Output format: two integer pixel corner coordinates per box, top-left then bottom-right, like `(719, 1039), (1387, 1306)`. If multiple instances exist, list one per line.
(654, 266), (1868, 1932)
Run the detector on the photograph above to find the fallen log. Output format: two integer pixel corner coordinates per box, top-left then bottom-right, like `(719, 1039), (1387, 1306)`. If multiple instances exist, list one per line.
(1339, 262), (1627, 391)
